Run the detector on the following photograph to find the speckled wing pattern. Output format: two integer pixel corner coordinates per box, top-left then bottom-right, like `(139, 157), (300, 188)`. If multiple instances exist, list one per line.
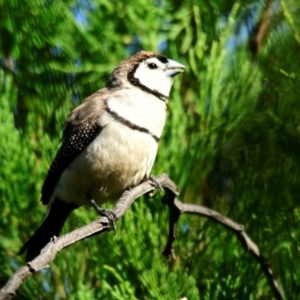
(41, 121), (102, 205)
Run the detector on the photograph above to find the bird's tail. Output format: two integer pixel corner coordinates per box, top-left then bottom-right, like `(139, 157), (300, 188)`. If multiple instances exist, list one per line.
(19, 199), (77, 262)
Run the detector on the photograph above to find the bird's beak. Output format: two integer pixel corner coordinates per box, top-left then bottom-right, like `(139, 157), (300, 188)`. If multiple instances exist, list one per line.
(165, 59), (185, 77)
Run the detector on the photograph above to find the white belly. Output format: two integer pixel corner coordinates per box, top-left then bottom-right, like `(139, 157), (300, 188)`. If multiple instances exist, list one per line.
(51, 121), (158, 206)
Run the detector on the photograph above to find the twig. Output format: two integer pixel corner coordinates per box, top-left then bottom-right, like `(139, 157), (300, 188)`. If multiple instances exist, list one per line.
(161, 192), (284, 300)
(249, 0), (273, 59)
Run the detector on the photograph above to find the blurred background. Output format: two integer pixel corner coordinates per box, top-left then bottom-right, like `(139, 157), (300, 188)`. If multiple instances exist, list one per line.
(0, 0), (299, 299)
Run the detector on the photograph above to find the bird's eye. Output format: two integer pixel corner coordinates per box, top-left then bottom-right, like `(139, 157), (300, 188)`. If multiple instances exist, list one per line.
(148, 63), (157, 69)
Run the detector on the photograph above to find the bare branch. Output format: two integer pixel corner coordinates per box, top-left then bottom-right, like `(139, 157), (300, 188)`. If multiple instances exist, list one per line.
(0, 174), (284, 300)
(249, 0), (273, 59)
(0, 174), (168, 299)
(161, 193), (284, 300)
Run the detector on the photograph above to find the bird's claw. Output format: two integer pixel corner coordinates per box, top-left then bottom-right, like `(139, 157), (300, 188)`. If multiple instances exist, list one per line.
(147, 175), (163, 198)
(90, 199), (117, 233)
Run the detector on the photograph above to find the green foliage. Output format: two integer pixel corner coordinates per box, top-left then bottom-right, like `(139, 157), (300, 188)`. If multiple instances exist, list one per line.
(0, 0), (299, 299)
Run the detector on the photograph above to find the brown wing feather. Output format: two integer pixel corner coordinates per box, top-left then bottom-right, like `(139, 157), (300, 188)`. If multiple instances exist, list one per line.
(41, 121), (102, 204)
(41, 90), (108, 205)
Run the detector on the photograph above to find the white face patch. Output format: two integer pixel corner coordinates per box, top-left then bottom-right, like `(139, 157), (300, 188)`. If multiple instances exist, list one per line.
(133, 57), (174, 97)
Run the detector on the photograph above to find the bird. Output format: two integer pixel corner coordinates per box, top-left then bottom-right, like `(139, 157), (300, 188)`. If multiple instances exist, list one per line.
(19, 51), (185, 262)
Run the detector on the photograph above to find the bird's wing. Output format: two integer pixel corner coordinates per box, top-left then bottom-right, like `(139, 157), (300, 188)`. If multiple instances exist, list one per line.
(41, 90), (108, 205)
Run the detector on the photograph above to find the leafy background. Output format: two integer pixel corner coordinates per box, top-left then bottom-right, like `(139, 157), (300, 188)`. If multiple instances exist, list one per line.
(0, 0), (299, 299)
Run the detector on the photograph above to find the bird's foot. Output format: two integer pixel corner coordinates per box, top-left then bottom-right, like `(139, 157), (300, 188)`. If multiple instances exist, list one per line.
(147, 175), (163, 198)
(90, 199), (117, 233)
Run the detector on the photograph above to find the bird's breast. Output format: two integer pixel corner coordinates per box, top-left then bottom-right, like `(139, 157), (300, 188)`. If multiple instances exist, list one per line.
(52, 117), (159, 206)
(106, 88), (167, 138)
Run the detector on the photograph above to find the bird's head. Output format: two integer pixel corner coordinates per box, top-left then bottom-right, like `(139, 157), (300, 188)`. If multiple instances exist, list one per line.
(107, 51), (185, 101)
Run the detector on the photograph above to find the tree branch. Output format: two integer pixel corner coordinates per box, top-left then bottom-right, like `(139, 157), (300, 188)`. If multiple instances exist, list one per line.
(249, 0), (273, 59)
(161, 187), (284, 300)
(0, 174), (284, 300)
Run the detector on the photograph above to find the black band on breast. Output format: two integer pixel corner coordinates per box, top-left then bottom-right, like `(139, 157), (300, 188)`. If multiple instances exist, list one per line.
(105, 106), (159, 143)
